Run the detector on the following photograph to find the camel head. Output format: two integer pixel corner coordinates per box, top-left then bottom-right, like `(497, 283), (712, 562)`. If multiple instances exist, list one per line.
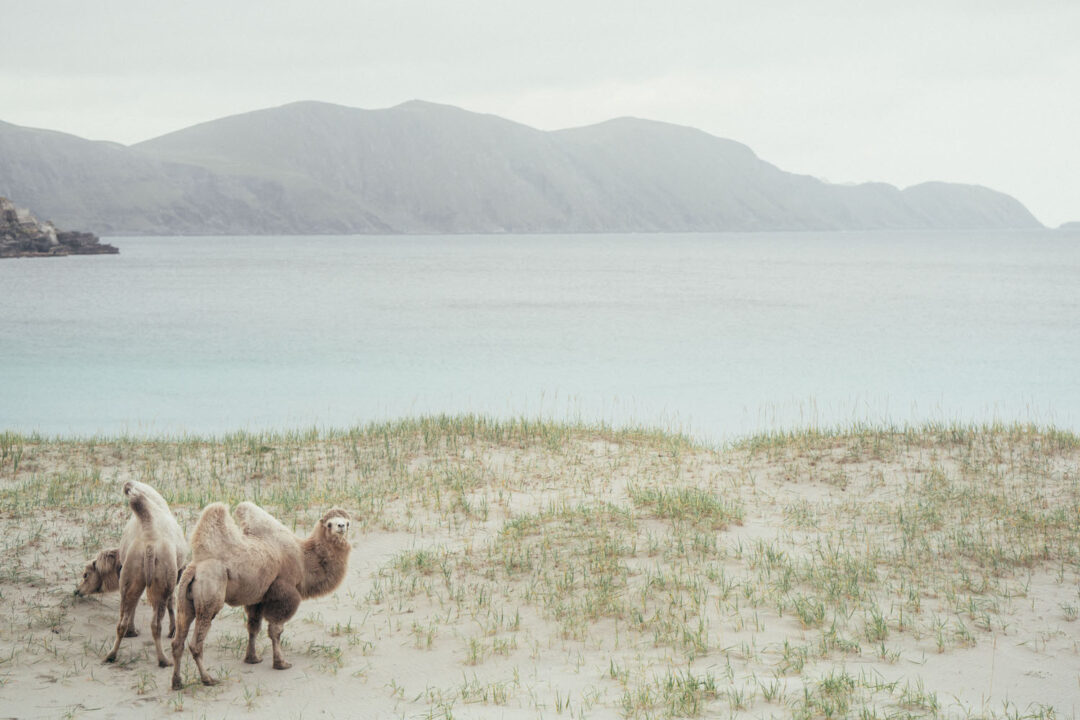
(75, 548), (121, 596)
(317, 509), (352, 547)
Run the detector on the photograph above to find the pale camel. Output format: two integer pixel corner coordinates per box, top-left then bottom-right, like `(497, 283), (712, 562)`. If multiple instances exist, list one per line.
(76, 481), (190, 666)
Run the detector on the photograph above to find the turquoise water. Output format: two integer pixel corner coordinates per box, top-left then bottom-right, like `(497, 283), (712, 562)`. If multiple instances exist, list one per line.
(2, 231), (1078, 441)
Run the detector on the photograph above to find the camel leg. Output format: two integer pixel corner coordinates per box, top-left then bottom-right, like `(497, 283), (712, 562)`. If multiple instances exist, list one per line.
(171, 575), (195, 690)
(148, 585), (172, 668)
(243, 603), (264, 664)
(105, 567), (144, 663)
(189, 614), (219, 685)
(172, 562), (225, 690)
(267, 622), (291, 670)
(166, 596), (176, 639)
(168, 565), (184, 638)
(186, 561), (226, 686)
(262, 579), (300, 670)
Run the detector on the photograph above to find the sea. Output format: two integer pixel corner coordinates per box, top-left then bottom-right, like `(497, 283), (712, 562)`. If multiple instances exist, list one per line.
(2, 230), (1078, 443)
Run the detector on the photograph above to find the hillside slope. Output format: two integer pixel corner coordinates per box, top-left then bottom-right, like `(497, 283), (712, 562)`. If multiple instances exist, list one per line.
(0, 102), (1043, 234)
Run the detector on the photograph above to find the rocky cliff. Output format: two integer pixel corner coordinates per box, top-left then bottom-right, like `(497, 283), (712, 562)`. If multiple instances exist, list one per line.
(0, 196), (118, 258)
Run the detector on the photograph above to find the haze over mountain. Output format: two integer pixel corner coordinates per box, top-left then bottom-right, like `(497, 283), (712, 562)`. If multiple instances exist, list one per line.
(0, 100), (1042, 235)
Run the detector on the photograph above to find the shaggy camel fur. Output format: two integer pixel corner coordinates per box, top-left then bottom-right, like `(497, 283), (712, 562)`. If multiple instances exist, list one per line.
(171, 502), (351, 690)
(76, 481), (190, 666)
(76, 547), (122, 596)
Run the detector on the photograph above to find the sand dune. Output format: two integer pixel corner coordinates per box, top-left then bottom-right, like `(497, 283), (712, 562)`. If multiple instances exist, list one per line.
(0, 418), (1076, 718)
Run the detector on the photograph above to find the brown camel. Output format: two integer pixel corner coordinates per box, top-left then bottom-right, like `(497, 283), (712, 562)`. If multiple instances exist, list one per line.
(170, 502), (351, 690)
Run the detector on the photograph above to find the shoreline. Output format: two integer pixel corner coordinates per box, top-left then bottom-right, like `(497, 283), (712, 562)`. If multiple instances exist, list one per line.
(3, 414), (1076, 451)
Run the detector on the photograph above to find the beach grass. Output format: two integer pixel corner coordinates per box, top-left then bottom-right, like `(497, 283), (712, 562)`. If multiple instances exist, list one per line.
(0, 416), (1077, 718)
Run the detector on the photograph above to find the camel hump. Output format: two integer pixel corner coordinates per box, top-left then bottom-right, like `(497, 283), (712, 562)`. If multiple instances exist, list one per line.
(191, 503), (244, 559)
(124, 480), (168, 504)
(233, 501), (261, 524)
(235, 501), (275, 526)
(235, 501), (290, 539)
(124, 481), (156, 527)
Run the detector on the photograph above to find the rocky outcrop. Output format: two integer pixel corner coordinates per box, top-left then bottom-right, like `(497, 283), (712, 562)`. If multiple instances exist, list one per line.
(0, 196), (118, 258)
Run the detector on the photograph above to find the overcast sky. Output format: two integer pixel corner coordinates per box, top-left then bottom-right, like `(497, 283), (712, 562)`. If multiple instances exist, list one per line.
(2, 0), (1076, 226)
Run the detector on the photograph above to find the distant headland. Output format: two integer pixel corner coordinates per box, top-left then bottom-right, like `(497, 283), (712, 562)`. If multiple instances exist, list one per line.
(0, 101), (1045, 236)
(1, 196), (118, 258)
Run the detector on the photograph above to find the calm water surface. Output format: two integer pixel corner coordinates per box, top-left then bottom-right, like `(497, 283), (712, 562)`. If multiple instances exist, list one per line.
(2, 231), (1078, 441)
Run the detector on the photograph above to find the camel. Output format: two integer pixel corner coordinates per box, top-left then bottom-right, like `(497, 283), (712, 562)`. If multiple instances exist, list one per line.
(170, 502), (351, 690)
(75, 481), (190, 667)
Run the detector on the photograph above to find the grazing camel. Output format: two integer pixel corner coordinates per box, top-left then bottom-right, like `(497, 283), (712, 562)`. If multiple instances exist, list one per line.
(171, 502), (351, 690)
(76, 481), (190, 666)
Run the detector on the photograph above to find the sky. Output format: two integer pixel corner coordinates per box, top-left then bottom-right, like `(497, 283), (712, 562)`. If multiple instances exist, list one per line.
(2, 0), (1077, 226)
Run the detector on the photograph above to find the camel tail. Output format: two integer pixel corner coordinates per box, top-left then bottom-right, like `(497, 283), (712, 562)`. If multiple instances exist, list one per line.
(177, 563), (196, 603)
(144, 546), (155, 590)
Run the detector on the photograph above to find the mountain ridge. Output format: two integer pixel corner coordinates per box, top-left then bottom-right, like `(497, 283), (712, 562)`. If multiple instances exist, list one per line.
(0, 101), (1043, 235)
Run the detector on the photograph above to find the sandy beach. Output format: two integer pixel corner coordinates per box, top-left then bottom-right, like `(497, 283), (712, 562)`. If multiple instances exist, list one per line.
(1, 417), (1077, 719)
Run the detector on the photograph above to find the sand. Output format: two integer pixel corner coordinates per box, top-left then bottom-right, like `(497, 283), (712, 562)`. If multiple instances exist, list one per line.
(0, 421), (1077, 718)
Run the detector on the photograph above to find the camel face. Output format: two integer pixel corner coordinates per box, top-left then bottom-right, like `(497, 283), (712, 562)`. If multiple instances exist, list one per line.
(75, 561), (103, 595)
(75, 549), (119, 596)
(326, 516), (349, 537)
(319, 509), (351, 543)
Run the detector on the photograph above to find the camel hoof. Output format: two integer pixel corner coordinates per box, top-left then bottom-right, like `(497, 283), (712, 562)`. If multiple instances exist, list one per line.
(171, 678), (183, 691)
(244, 654), (262, 665)
(201, 677), (219, 687)
(272, 660), (292, 670)
(167, 629), (175, 639)
(125, 628), (139, 638)
(104, 654), (117, 664)
(159, 658), (172, 668)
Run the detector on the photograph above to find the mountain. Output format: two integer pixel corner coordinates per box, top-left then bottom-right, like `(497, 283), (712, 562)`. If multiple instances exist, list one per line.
(0, 101), (1043, 235)
(0, 120), (317, 235)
